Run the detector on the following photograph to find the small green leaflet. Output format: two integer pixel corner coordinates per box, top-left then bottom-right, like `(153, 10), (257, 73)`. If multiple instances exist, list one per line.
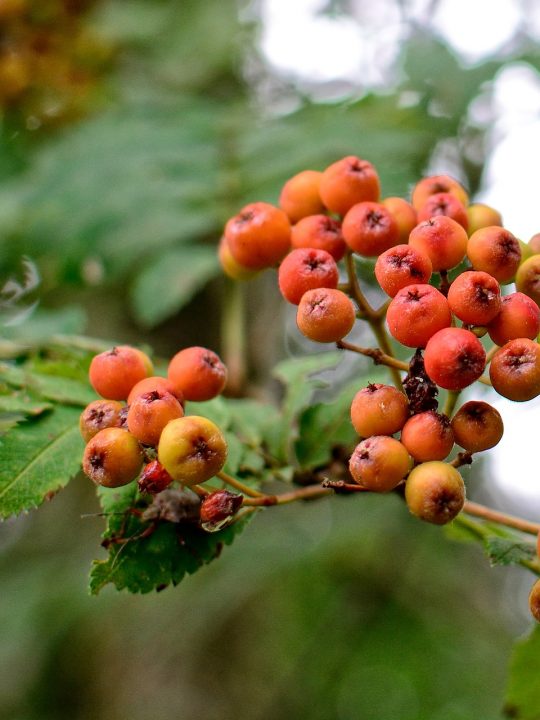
(89, 483), (251, 594)
(484, 537), (536, 568)
(505, 625), (540, 719)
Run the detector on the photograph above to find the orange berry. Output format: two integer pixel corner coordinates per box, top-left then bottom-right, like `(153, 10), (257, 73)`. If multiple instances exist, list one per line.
(296, 288), (356, 343)
(349, 436), (411, 492)
(279, 170), (325, 223)
(451, 401), (503, 452)
(168, 347), (227, 402)
(89, 346), (153, 401)
(82, 428), (143, 488)
(467, 227), (521, 284)
(411, 174), (469, 211)
(291, 215), (346, 261)
(405, 461), (465, 525)
(319, 155), (380, 216)
(342, 201), (400, 257)
(409, 216), (468, 271)
(225, 202), (291, 270)
(350, 383), (409, 437)
(400, 411), (454, 462)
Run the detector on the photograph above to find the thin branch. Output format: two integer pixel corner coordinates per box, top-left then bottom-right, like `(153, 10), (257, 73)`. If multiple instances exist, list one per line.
(216, 470), (264, 498)
(463, 500), (540, 536)
(337, 339), (409, 372)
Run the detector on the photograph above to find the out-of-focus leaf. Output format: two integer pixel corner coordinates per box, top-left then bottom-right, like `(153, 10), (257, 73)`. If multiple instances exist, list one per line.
(505, 625), (540, 719)
(484, 537), (536, 568)
(0, 404), (83, 518)
(0, 362), (96, 407)
(89, 483), (250, 594)
(131, 245), (220, 327)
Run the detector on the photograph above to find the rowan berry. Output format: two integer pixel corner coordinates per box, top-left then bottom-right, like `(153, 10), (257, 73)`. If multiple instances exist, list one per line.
(466, 203), (503, 235)
(127, 376), (183, 406)
(350, 383), (409, 438)
(218, 236), (259, 281)
(279, 170), (325, 223)
(489, 338), (540, 401)
(467, 227), (521, 284)
(417, 192), (468, 230)
(349, 436), (411, 492)
(157, 415), (228, 485)
(374, 244), (432, 298)
(400, 411), (454, 462)
(529, 579), (540, 622)
(386, 284), (451, 348)
(168, 347), (227, 402)
(290, 215), (346, 261)
(446, 270), (502, 326)
(515, 254), (540, 306)
(296, 288), (356, 343)
(411, 174), (469, 211)
(529, 234), (540, 254)
(278, 248), (338, 305)
(82, 427), (143, 488)
(319, 155), (380, 216)
(423, 327), (486, 390)
(381, 197), (418, 243)
(89, 346), (153, 401)
(200, 490), (243, 527)
(487, 292), (540, 347)
(408, 216), (468, 271)
(405, 461), (465, 525)
(450, 401), (503, 452)
(127, 390), (184, 447)
(342, 201), (399, 257)
(224, 202), (291, 270)
(79, 399), (123, 443)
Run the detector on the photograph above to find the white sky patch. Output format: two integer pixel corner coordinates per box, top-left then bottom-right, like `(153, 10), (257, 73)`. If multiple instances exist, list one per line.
(431, 0), (521, 63)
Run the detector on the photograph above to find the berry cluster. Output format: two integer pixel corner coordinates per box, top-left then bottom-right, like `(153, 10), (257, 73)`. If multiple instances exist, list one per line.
(80, 345), (229, 498)
(220, 155), (540, 619)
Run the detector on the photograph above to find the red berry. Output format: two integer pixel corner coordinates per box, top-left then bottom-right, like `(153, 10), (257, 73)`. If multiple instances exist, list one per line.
(168, 347), (227, 402)
(225, 202), (291, 270)
(319, 155), (380, 216)
(296, 288), (356, 343)
(342, 201), (399, 257)
(400, 411), (454, 462)
(489, 338), (540, 401)
(386, 284), (451, 348)
(89, 346), (153, 401)
(423, 327), (486, 390)
(290, 215), (346, 261)
(138, 460), (174, 494)
(417, 192), (468, 230)
(408, 216), (468, 271)
(374, 244), (432, 298)
(278, 248), (338, 305)
(451, 401), (503, 452)
(447, 270), (502, 326)
(467, 227), (521, 284)
(487, 292), (540, 346)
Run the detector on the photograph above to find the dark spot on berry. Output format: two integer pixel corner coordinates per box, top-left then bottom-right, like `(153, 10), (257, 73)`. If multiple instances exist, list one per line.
(366, 211), (384, 229)
(89, 453), (104, 470)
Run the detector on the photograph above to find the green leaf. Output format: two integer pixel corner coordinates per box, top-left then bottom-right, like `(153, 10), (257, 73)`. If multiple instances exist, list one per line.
(0, 404), (83, 518)
(131, 245), (220, 327)
(295, 379), (361, 469)
(484, 536), (536, 568)
(0, 362), (96, 407)
(272, 351), (344, 461)
(89, 483), (250, 594)
(505, 625), (540, 719)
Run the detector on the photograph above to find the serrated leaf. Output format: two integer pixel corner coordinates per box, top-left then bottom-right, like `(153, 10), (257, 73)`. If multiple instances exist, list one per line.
(131, 245), (220, 327)
(505, 625), (540, 719)
(484, 536), (536, 567)
(0, 405), (83, 518)
(90, 483), (250, 594)
(0, 393), (53, 418)
(0, 361), (96, 407)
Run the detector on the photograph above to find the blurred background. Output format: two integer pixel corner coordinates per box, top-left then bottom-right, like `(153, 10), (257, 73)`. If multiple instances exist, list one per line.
(1, 1), (540, 717)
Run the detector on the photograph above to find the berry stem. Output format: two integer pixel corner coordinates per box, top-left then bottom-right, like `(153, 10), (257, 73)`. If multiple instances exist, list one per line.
(485, 345), (499, 365)
(462, 500), (540, 536)
(344, 250), (374, 318)
(336, 339), (409, 373)
(443, 390), (460, 418)
(370, 319), (404, 390)
(241, 483), (333, 506)
(221, 277), (247, 396)
(216, 470), (264, 497)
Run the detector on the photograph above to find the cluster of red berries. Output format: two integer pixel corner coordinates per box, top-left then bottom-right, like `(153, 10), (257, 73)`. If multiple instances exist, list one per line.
(220, 154), (540, 615)
(80, 345), (228, 496)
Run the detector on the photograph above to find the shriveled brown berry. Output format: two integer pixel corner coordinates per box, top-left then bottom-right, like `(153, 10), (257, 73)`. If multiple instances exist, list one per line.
(400, 411), (454, 462)
(489, 338), (540, 401)
(82, 427), (143, 488)
(350, 383), (409, 438)
(138, 460), (174, 494)
(451, 401), (503, 452)
(405, 461), (465, 525)
(349, 436), (411, 492)
(79, 399), (123, 443)
(296, 288), (356, 343)
(424, 327), (486, 391)
(200, 490), (243, 527)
